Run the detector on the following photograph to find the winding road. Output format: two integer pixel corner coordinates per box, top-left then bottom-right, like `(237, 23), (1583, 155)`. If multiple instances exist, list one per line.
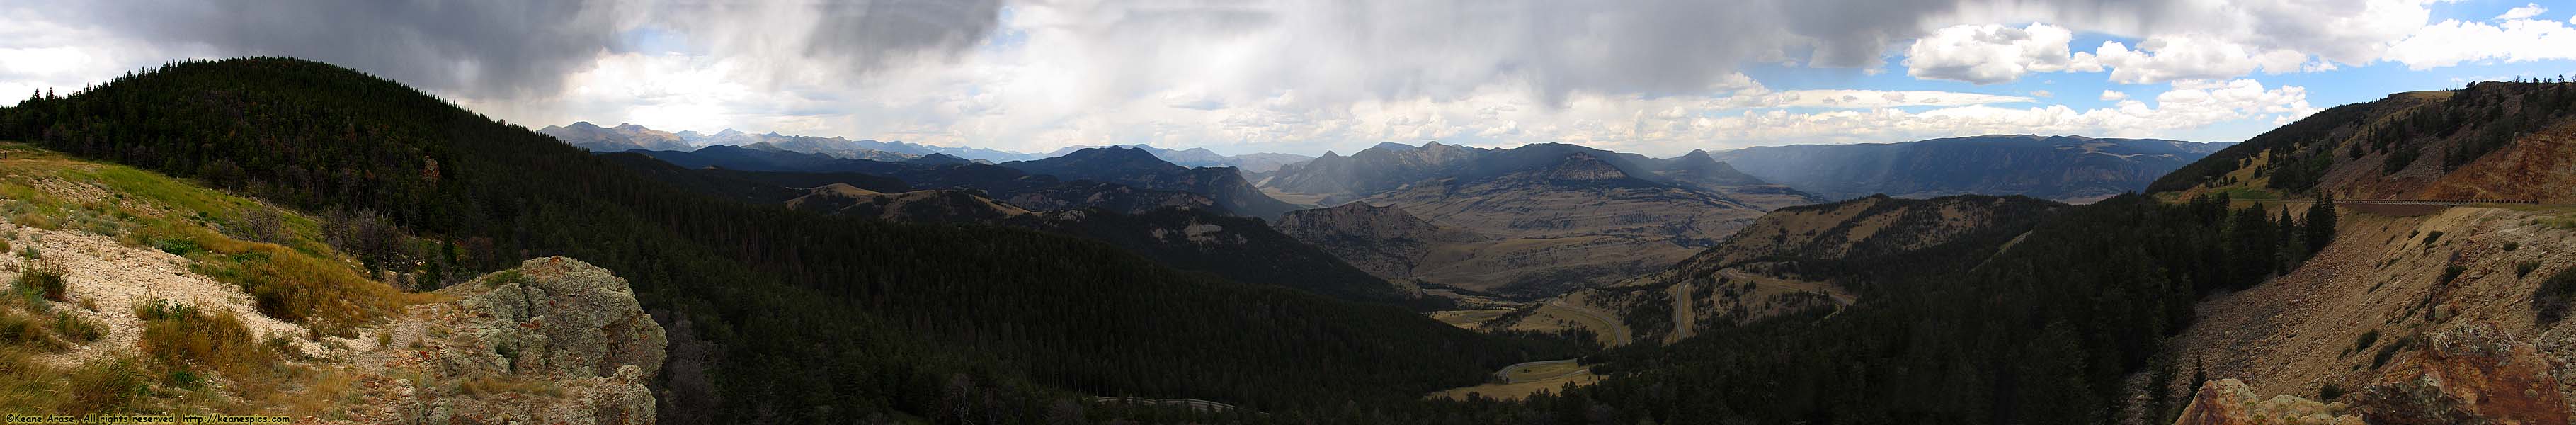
(1543, 298), (1631, 346)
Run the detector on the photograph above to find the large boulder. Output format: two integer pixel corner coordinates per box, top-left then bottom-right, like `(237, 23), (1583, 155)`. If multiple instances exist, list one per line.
(2171, 379), (2363, 425)
(381, 256), (669, 425)
(440, 256), (668, 380)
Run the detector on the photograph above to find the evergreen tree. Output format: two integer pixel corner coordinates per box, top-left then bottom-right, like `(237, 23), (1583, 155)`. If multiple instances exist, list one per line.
(2306, 193), (2338, 254)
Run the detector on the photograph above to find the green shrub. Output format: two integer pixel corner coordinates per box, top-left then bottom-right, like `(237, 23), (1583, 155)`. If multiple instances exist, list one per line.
(52, 312), (102, 343)
(151, 237), (200, 256)
(2318, 383), (2344, 401)
(2352, 330), (2381, 353)
(18, 261), (67, 302)
(2371, 335), (2415, 368)
(481, 268), (523, 287)
(2503, 242), (2520, 251)
(2519, 261), (2543, 278)
(2423, 231), (2445, 244)
(2439, 265), (2466, 284)
(2534, 267), (2576, 323)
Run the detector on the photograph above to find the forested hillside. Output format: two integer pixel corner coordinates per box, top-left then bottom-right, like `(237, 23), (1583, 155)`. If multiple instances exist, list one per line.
(0, 58), (1582, 421)
(1379, 193), (2341, 424)
(2153, 80), (2576, 201)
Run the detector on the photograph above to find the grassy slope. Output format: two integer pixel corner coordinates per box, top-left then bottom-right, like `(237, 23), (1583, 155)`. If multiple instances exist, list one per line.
(0, 142), (421, 415)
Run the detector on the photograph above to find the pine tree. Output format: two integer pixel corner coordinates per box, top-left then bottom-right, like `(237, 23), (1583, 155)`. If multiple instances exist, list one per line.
(2306, 193), (2338, 254)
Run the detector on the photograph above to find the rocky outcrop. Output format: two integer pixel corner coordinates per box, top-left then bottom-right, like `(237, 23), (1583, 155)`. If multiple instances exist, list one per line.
(2351, 324), (2568, 425)
(355, 257), (668, 425)
(2172, 324), (2572, 425)
(2171, 379), (2362, 425)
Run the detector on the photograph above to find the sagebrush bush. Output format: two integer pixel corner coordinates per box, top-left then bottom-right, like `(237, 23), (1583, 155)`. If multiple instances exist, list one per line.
(2534, 267), (2576, 323)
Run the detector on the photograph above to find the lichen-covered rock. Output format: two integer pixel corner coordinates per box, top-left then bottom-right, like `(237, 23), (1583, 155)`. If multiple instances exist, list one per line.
(2352, 322), (2568, 425)
(442, 256), (668, 380)
(338, 256), (668, 425)
(2171, 379), (2363, 425)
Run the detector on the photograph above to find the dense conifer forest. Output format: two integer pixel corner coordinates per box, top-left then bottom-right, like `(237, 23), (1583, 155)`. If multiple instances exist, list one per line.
(0, 58), (1584, 422)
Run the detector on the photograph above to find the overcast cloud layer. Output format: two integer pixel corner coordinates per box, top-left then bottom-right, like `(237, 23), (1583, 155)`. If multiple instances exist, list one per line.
(3, 0), (2573, 155)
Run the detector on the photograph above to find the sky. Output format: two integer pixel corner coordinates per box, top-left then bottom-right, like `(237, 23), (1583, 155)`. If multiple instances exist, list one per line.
(3, 1), (2574, 157)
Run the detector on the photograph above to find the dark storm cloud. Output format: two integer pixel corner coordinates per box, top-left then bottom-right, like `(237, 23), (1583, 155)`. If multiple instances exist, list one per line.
(804, 0), (1006, 69)
(79, 0), (627, 98)
(73, 0), (1008, 98)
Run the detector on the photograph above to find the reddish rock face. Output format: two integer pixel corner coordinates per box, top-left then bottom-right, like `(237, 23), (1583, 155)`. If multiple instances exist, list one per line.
(2354, 323), (2569, 425)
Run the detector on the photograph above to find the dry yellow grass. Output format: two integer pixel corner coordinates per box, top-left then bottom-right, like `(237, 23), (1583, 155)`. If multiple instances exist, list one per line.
(1427, 369), (1603, 402)
(1500, 361), (1583, 381)
(1427, 308), (1512, 329)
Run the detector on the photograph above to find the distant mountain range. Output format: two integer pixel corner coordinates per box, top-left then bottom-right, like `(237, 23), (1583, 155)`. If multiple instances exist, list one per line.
(1045, 144), (1315, 172)
(540, 122), (1315, 170)
(538, 121), (1040, 162)
(1709, 135), (2235, 203)
(998, 147), (1299, 218)
(624, 145), (1225, 215)
(1265, 142), (1816, 297)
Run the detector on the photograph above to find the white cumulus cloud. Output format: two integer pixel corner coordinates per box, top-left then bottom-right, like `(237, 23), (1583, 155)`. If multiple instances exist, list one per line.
(2383, 16), (2576, 69)
(2497, 4), (2548, 21)
(1903, 23), (2098, 84)
(2085, 35), (2316, 84)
